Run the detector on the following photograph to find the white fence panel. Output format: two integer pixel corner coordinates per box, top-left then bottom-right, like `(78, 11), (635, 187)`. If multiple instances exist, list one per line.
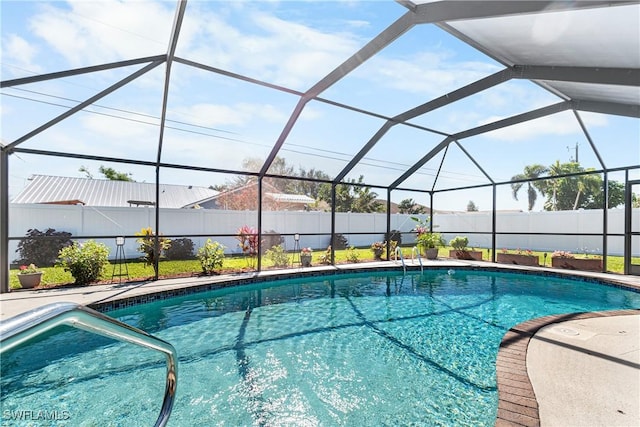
(7, 204), (638, 262)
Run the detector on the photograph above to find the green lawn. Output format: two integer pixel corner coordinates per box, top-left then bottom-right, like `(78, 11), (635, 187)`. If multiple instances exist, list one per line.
(9, 247), (636, 290)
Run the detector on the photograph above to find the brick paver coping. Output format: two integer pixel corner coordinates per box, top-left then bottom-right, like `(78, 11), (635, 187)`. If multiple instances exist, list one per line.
(495, 309), (640, 426)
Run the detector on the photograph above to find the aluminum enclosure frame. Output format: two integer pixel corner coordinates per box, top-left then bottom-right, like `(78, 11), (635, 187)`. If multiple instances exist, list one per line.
(1, 0), (639, 290)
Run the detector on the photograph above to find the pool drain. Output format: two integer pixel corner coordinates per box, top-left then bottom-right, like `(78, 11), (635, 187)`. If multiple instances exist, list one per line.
(553, 327), (580, 336)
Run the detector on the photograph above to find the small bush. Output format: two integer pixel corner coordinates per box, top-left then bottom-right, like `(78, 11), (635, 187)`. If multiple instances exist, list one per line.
(389, 240), (398, 258)
(346, 246), (359, 263)
(58, 240), (110, 286)
(16, 228), (73, 267)
(332, 233), (349, 250)
(165, 238), (194, 260)
(449, 236), (469, 250)
(263, 230), (284, 251)
(197, 239), (225, 274)
(136, 227), (171, 275)
(265, 244), (290, 268)
(385, 230), (402, 246)
(320, 246), (332, 265)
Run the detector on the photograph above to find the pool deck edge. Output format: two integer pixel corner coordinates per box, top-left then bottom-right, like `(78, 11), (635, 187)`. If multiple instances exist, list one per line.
(495, 310), (640, 427)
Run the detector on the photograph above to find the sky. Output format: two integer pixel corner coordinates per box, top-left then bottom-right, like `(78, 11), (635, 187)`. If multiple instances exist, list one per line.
(1, 0), (639, 212)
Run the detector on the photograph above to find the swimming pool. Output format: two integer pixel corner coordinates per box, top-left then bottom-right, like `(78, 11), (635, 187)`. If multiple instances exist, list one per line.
(2, 269), (640, 426)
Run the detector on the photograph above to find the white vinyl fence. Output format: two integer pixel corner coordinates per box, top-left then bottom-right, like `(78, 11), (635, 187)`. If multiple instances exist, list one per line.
(6, 204), (637, 262)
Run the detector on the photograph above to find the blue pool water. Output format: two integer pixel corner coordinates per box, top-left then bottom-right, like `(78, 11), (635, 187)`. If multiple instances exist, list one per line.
(2, 270), (640, 426)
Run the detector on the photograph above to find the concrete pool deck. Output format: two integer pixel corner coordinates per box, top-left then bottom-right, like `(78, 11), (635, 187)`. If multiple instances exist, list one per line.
(2, 260), (639, 426)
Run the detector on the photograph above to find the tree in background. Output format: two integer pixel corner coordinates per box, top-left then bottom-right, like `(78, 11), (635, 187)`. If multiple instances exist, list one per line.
(582, 179), (624, 209)
(516, 161), (625, 211)
(294, 167), (331, 199)
(317, 175), (383, 213)
(79, 165), (135, 181)
(466, 200), (479, 212)
(398, 198), (427, 214)
(510, 164), (548, 211)
(223, 156), (330, 201)
(222, 157), (381, 213)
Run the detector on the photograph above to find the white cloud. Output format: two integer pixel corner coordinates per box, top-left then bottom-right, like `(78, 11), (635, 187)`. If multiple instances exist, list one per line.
(170, 102), (289, 128)
(176, 7), (362, 89)
(2, 34), (43, 75)
(478, 111), (608, 142)
(29, 0), (174, 67)
(80, 112), (158, 140)
(363, 50), (501, 98)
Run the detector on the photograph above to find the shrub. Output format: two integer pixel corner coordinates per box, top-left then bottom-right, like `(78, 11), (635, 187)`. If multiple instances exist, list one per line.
(135, 227), (171, 275)
(197, 239), (225, 274)
(320, 246), (332, 265)
(417, 232), (445, 250)
(332, 233), (349, 250)
(236, 225), (259, 267)
(389, 240), (398, 257)
(346, 246), (359, 263)
(165, 238), (195, 260)
(263, 230), (284, 251)
(58, 240), (110, 286)
(449, 236), (469, 250)
(16, 228), (73, 267)
(265, 244), (290, 268)
(385, 229), (402, 246)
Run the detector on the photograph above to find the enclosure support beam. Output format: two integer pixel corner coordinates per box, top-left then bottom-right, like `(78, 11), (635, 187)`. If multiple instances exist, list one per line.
(413, 1), (629, 24)
(491, 185), (497, 263)
(330, 185), (337, 265)
(0, 149), (8, 293)
(573, 111), (607, 169)
(624, 171), (631, 275)
(334, 69), (512, 184)
(386, 189), (392, 257)
(574, 109), (609, 272)
(257, 178), (263, 272)
(154, 0), (188, 281)
(602, 172), (609, 272)
(260, 98), (309, 178)
(454, 140), (495, 184)
(0, 55), (166, 89)
(516, 65), (640, 87)
(6, 60), (164, 151)
(392, 102), (570, 190)
(429, 193), (434, 233)
(574, 100), (640, 119)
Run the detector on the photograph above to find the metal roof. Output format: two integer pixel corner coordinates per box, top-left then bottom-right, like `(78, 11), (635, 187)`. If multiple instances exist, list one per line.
(265, 192), (316, 205)
(11, 175), (218, 209)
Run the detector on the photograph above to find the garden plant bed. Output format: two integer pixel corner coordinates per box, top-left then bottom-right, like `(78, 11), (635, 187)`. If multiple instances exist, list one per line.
(552, 257), (603, 272)
(496, 253), (539, 267)
(449, 250), (483, 261)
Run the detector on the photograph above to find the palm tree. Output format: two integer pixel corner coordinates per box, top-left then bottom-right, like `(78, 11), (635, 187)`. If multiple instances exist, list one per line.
(510, 164), (548, 211)
(541, 160), (565, 211)
(572, 171), (601, 210)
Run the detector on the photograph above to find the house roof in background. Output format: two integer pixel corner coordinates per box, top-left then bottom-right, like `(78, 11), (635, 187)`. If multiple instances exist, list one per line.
(265, 192), (315, 205)
(11, 175), (218, 208)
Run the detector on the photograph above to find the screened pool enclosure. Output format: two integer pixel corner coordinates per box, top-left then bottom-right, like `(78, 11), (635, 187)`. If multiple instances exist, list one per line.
(1, 0), (639, 290)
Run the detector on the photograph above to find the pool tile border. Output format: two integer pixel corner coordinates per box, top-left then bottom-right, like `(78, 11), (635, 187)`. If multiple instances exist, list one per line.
(494, 309), (640, 427)
(88, 265), (640, 314)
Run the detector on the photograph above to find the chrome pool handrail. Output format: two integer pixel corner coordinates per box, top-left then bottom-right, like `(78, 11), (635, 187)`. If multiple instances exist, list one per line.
(0, 302), (178, 427)
(394, 246), (406, 273)
(411, 246), (424, 273)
